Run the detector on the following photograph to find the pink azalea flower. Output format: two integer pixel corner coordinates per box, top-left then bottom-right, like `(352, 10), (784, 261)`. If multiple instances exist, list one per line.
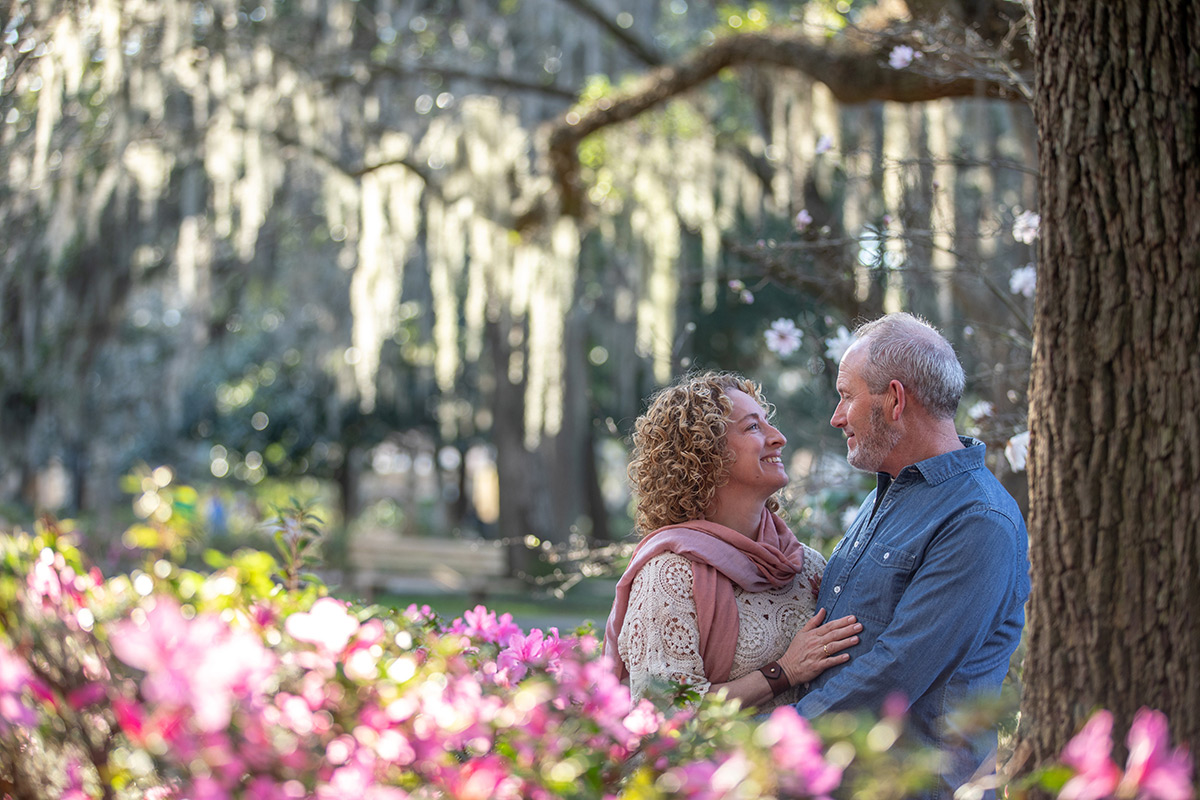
(28, 549), (64, 608)
(450, 605), (522, 644)
(1118, 708), (1194, 800)
(286, 598), (360, 654)
(1059, 710), (1121, 800)
(60, 759), (90, 800)
(436, 755), (520, 800)
(110, 597), (277, 733)
(403, 603), (436, 623)
(622, 699), (661, 739)
(765, 705), (843, 799)
(0, 643), (39, 731)
(667, 759), (721, 798)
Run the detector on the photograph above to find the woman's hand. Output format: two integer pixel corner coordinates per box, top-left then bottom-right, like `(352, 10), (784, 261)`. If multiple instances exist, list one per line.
(778, 608), (862, 685)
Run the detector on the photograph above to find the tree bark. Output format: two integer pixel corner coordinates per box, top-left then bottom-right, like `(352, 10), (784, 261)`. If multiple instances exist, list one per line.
(1018, 0), (1200, 769)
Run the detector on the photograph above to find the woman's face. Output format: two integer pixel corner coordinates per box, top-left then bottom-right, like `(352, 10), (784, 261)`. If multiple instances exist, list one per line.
(712, 388), (788, 504)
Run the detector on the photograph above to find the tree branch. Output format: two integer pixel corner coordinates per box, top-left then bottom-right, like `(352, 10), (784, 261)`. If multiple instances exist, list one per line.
(545, 24), (1029, 216)
(553, 0), (665, 67)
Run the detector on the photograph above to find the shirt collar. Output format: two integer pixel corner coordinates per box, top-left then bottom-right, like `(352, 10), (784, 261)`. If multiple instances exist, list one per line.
(884, 436), (986, 486)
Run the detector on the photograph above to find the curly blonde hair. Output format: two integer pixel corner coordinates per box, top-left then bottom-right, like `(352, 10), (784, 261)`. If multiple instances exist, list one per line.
(628, 371), (781, 537)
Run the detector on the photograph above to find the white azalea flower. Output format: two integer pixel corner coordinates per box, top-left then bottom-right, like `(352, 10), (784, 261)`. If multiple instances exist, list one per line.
(765, 318), (803, 357)
(967, 401), (995, 422)
(1005, 430), (1031, 472)
(1013, 210), (1041, 244)
(824, 326), (855, 363)
(1010, 264), (1037, 297)
(889, 45), (918, 69)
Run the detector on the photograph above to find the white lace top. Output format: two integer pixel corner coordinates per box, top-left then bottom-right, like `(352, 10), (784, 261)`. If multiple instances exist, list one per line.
(616, 546), (826, 710)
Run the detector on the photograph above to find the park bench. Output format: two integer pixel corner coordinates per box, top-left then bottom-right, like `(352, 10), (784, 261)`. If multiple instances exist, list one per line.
(347, 528), (513, 600)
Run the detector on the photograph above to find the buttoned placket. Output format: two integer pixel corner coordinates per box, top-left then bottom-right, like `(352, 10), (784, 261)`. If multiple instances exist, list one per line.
(828, 470), (910, 602)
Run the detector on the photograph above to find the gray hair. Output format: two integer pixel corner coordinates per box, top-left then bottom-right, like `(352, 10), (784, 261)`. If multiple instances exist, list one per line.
(853, 313), (965, 419)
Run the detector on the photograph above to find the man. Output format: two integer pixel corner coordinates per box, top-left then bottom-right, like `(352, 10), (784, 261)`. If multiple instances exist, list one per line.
(792, 313), (1030, 799)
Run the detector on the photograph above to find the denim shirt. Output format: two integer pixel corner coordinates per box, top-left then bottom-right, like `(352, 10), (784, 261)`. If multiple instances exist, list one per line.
(794, 438), (1030, 798)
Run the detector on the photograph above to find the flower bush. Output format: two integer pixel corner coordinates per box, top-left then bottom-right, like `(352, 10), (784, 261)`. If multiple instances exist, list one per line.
(0, 517), (1194, 800)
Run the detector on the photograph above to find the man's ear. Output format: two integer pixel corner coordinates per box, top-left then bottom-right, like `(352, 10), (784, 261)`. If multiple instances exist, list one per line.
(887, 379), (906, 421)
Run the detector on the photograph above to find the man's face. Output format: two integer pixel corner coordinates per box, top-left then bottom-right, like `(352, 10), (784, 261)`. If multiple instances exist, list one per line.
(831, 345), (901, 473)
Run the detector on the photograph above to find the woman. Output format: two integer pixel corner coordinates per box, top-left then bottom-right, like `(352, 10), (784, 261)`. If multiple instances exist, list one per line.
(604, 371), (861, 710)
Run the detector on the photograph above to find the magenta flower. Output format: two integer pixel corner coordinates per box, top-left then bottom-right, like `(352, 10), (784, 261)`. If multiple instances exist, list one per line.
(436, 755), (519, 800)
(450, 605), (522, 644)
(110, 597), (277, 732)
(1060, 710), (1121, 800)
(622, 699), (661, 739)
(0, 643), (40, 731)
(765, 705), (843, 799)
(286, 597), (360, 654)
(1118, 708), (1194, 800)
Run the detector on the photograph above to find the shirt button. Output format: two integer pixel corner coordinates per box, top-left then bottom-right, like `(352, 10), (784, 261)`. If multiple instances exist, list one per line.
(883, 552), (890, 560)
(833, 585), (841, 594)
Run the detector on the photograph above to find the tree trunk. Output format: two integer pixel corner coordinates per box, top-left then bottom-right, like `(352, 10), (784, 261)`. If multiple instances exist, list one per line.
(487, 313), (554, 576)
(1018, 0), (1200, 769)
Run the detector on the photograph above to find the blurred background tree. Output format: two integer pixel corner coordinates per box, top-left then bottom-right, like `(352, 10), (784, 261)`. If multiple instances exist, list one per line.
(0, 0), (1036, 556)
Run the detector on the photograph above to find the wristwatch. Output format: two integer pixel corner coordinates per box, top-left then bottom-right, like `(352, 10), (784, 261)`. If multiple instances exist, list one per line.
(758, 660), (791, 696)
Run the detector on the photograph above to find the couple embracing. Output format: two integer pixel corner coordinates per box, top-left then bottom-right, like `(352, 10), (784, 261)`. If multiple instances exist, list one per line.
(604, 312), (1031, 800)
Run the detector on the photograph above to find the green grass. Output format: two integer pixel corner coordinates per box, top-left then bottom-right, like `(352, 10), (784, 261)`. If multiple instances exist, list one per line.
(366, 584), (615, 634)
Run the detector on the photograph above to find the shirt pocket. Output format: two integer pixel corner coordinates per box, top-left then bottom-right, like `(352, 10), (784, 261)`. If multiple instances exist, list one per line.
(847, 541), (918, 624)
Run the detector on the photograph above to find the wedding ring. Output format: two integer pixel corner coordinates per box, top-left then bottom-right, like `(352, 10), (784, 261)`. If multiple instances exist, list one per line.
(823, 644), (829, 656)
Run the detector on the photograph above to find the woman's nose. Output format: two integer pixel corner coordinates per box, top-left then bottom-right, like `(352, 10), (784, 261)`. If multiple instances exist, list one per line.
(769, 424), (786, 446)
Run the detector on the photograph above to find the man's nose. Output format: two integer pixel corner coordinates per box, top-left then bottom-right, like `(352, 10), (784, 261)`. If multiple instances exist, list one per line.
(830, 402), (846, 428)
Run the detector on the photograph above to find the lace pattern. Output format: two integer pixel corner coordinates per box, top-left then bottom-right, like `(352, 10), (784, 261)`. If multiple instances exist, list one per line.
(617, 546), (826, 710)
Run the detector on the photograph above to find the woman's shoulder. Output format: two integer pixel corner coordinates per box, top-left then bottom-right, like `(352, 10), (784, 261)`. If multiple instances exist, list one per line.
(639, 550), (694, 573)
(797, 542), (827, 573)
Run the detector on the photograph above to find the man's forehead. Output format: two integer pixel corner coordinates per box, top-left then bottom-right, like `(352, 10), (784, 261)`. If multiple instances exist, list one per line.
(838, 342), (867, 376)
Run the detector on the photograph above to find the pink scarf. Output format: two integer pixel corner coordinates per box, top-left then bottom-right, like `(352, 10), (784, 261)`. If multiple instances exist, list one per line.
(603, 508), (806, 685)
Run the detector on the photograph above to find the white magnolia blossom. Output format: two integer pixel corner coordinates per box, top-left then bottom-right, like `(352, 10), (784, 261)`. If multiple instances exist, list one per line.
(889, 45), (918, 69)
(824, 326), (856, 363)
(1005, 430), (1031, 472)
(1010, 264), (1037, 297)
(815, 134), (834, 154)
(794, 209), (813, 231)
(967, 400), (995, 422)
(1013, 210), (1041, 244)
(765, 318), (803, 357)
